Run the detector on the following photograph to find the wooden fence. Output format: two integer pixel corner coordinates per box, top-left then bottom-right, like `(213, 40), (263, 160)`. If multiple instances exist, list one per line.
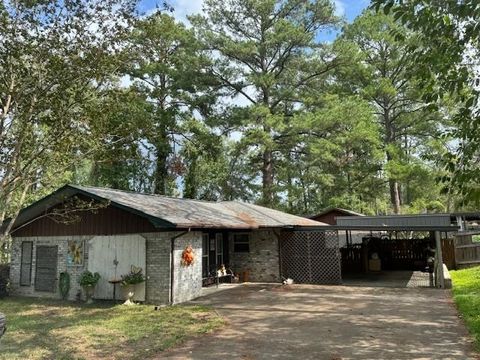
(341, 237), (457, 273)
(455, 243), (480, 267)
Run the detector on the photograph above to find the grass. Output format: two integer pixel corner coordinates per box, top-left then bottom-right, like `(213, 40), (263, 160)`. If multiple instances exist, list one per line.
(0, 297), (224, 360)
(451, 266), (480, 350)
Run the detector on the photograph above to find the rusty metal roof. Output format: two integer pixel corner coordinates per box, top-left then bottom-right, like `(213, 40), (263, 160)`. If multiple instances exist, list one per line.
(11, 185), (325, 230)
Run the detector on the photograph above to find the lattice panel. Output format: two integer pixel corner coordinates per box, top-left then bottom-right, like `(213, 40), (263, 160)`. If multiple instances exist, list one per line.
(280, 230), (341, 285)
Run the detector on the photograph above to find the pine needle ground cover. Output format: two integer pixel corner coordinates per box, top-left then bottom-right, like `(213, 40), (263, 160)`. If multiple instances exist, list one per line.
(0, 297), (223, 360)
(451, 266), (480, 350)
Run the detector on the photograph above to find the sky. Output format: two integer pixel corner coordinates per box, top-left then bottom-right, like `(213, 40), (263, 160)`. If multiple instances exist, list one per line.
(138, 0), (371, 42)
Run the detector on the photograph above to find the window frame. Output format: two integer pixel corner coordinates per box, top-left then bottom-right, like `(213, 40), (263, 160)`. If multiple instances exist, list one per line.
(233, 233), (251, 253)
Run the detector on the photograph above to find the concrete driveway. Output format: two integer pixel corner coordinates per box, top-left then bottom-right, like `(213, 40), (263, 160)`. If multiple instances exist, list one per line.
(163, 284), (477, 360)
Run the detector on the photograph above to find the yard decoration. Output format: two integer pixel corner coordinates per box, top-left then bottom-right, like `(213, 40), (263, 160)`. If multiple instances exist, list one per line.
(59, 272), (71, 300)
(120, 266), (145, 305)
(79, 271), (100, 304)
(181, 245), (195, 266)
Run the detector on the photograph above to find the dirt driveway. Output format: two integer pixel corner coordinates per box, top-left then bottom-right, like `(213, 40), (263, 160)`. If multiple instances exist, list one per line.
(163, 284), (476, 360)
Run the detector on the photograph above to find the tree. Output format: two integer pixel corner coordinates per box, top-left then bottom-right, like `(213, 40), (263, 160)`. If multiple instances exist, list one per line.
(191, 0), (341, 207)
(0, 0), (137, 244)
(371, 0), (480, 204)
(335, 10), (447, 213)
(125, 12), (217, 195)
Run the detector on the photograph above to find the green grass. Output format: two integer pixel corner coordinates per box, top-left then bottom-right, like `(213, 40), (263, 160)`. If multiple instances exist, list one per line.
(0, 297), (223, 360)
(451, 266), (480, 350)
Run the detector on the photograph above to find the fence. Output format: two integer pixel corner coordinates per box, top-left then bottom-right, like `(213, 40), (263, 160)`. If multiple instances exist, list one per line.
(455, 243), (480, 267)
(341, 237), (456, 273)
(279, 230), (341, 284)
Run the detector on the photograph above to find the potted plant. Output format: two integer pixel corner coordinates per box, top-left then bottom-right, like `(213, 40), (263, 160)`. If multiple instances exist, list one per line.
(79, 271), (100, 304)
(120, 266), (145, 305)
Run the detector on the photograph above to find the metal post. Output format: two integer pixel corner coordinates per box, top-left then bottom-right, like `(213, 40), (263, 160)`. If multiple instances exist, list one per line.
(435, 231), (445, 288)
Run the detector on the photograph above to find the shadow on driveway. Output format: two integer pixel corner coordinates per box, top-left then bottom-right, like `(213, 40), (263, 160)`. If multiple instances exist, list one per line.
(161, 283), (477, 360)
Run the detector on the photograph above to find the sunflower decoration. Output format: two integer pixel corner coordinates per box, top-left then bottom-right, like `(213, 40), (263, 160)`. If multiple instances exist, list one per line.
(67, 240), (84, 265)
(181, 245), (195, 266)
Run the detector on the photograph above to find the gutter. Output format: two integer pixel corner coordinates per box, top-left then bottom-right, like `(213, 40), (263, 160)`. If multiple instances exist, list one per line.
(170, 229), (191, 305)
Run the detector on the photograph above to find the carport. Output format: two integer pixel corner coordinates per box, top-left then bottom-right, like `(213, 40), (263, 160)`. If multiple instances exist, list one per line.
(280, 215), (458, 289)
(334, 214), (459, 289)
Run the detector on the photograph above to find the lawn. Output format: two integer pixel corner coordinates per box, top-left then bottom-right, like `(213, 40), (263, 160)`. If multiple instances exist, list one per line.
(0, 297), (223, 360)
(451, 266), (480, 350)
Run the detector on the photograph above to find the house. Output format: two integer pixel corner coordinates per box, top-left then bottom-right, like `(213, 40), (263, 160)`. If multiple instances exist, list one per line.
(310, 207), (365, 247)
(7, 185), (326, 304)
(310, 207), (364, 225)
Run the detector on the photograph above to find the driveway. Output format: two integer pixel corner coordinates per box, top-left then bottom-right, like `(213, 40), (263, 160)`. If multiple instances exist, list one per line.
(163, 284), (476, 360)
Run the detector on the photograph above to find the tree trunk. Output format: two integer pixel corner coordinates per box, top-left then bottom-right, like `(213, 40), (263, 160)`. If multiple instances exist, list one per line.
(153, 125), (170, 195)
(262, 149), (274, 206)
(389, 179), (401, 214)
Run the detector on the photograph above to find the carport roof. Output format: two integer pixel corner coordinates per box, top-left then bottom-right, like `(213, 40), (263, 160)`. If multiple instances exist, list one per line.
(8, 185), (325, 231)
(333, 213), (459, 231)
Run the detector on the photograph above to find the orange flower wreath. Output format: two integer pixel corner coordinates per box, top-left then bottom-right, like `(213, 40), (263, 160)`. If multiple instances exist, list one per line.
(181, 245), (195, 266)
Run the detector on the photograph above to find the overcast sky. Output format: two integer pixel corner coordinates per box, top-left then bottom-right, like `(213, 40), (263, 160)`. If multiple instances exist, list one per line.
(138, 0), (370, 42)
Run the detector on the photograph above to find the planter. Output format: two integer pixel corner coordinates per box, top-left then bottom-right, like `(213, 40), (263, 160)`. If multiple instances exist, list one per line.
(83, 285), (95, 304)
(121, 284), (137, 305)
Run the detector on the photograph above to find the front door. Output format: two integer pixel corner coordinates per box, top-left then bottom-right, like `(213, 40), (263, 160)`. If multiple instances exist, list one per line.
(35, 246), (58, 292)
(202, 232), (229, 279)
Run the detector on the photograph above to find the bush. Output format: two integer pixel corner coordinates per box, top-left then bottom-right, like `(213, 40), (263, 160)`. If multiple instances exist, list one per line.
(79, 271), (100, 287)
(0, 264), (9, 298)
(121, 268), (145, 286)
(59, 272), (70, 299)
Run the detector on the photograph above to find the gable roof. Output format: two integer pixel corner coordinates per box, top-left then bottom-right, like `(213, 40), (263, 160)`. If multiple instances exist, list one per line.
(9, 185), (325, 231)
(310, 207), (365, 219)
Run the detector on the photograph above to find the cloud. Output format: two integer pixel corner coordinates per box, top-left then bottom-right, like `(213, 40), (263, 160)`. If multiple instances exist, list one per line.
(334, 0), (346, 17)
(170, 0), (204, 24)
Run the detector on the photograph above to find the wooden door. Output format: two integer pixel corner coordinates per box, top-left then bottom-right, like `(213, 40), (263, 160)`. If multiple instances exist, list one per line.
(35, 246), (58, 292)
(88, 235), (146, 301)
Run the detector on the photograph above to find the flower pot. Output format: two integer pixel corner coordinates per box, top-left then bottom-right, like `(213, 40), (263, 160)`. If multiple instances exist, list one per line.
(121, 284), (136, 305)
(83, 285), (95, 304)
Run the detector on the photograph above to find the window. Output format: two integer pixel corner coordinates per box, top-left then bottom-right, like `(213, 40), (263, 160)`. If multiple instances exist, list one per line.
(233, 233), (250, 253)
(202, 234), (209, 278)
(20, 242), (33, 286)
(216, 233), (223, 265)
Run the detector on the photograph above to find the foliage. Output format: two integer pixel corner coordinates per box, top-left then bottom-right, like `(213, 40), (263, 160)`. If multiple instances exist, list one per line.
(371, 0), (480, 205)
(79, 271), (101, 287)
(121, 268), (145, 286)
(450, 266), (480, 350)
(0, 297), (223, 360)
(191, 0), (341, 207)
(0, 0), (137, 244)
(335, 9), (450, 214)
(58, 272), (70, 300)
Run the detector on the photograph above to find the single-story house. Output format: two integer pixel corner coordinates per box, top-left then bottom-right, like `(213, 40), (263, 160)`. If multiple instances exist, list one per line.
(7, 185), (331, 304)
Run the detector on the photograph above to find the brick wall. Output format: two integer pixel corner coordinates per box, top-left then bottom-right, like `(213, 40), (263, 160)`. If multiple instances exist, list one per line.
(10, 231), (203, 305)
(229, 229), (281, 283)
(10, 236), (92, 300)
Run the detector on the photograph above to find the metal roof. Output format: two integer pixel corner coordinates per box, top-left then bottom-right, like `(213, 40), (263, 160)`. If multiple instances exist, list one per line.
(335, 214), (458, 231)
(310, 207), (365, 219)
(9, 185), (325, 230)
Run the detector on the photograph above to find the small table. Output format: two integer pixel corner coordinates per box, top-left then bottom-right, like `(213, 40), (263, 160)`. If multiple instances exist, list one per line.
(108, 279), (122, 302)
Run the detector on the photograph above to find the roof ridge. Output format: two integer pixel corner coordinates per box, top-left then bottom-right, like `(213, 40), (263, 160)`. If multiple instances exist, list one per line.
(70, 184), (223, 205)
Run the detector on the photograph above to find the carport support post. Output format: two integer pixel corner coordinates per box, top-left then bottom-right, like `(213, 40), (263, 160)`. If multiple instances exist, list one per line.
(435, 231), (445, 289)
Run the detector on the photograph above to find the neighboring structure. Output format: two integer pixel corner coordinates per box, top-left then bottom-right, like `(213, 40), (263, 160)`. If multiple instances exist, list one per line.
(310, 207), (364, 225)
(7, 185), (327, 304)
(310, 207), (366, 247)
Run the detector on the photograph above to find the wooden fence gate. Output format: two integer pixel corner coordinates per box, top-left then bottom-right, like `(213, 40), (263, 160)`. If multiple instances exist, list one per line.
(279, 230), (341, 284)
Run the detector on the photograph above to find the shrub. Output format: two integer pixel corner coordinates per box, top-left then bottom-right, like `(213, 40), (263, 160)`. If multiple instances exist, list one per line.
(79, 271), (100, 287)
(121, 267), (145, 286)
